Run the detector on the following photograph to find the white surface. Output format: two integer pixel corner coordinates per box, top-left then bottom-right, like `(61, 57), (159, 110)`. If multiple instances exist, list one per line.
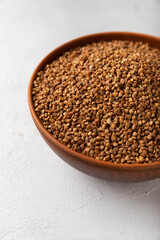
(0, 0), (160, 239)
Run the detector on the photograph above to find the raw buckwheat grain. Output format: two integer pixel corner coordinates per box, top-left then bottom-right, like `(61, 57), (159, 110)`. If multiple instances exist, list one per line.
(32, 40), (160, 164)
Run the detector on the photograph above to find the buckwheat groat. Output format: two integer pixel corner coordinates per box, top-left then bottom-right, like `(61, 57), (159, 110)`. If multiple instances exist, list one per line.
(32, 40), (160, 164)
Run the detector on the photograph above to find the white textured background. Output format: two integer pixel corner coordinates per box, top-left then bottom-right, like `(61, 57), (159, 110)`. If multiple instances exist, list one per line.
(0, 0), (160, 239)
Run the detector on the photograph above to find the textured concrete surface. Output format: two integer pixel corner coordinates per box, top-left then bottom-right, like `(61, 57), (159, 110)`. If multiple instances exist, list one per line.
(0, 0), (160, 239)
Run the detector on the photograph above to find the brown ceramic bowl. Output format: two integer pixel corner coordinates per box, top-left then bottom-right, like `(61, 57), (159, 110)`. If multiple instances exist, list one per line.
(28, 32), (160, 182)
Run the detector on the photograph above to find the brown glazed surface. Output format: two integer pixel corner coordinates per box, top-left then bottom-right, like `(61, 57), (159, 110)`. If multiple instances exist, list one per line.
(28, 32), (160, 182)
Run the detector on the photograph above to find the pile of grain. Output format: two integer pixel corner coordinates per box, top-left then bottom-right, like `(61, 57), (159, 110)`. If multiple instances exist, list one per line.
(32, 40), (160, 164)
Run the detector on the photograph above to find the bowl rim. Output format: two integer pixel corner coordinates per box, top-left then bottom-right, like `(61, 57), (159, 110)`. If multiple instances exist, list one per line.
(28, 31), (160, 171)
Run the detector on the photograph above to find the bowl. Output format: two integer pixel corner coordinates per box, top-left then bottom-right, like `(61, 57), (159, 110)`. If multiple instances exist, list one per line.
(28, 32), (160, 182)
